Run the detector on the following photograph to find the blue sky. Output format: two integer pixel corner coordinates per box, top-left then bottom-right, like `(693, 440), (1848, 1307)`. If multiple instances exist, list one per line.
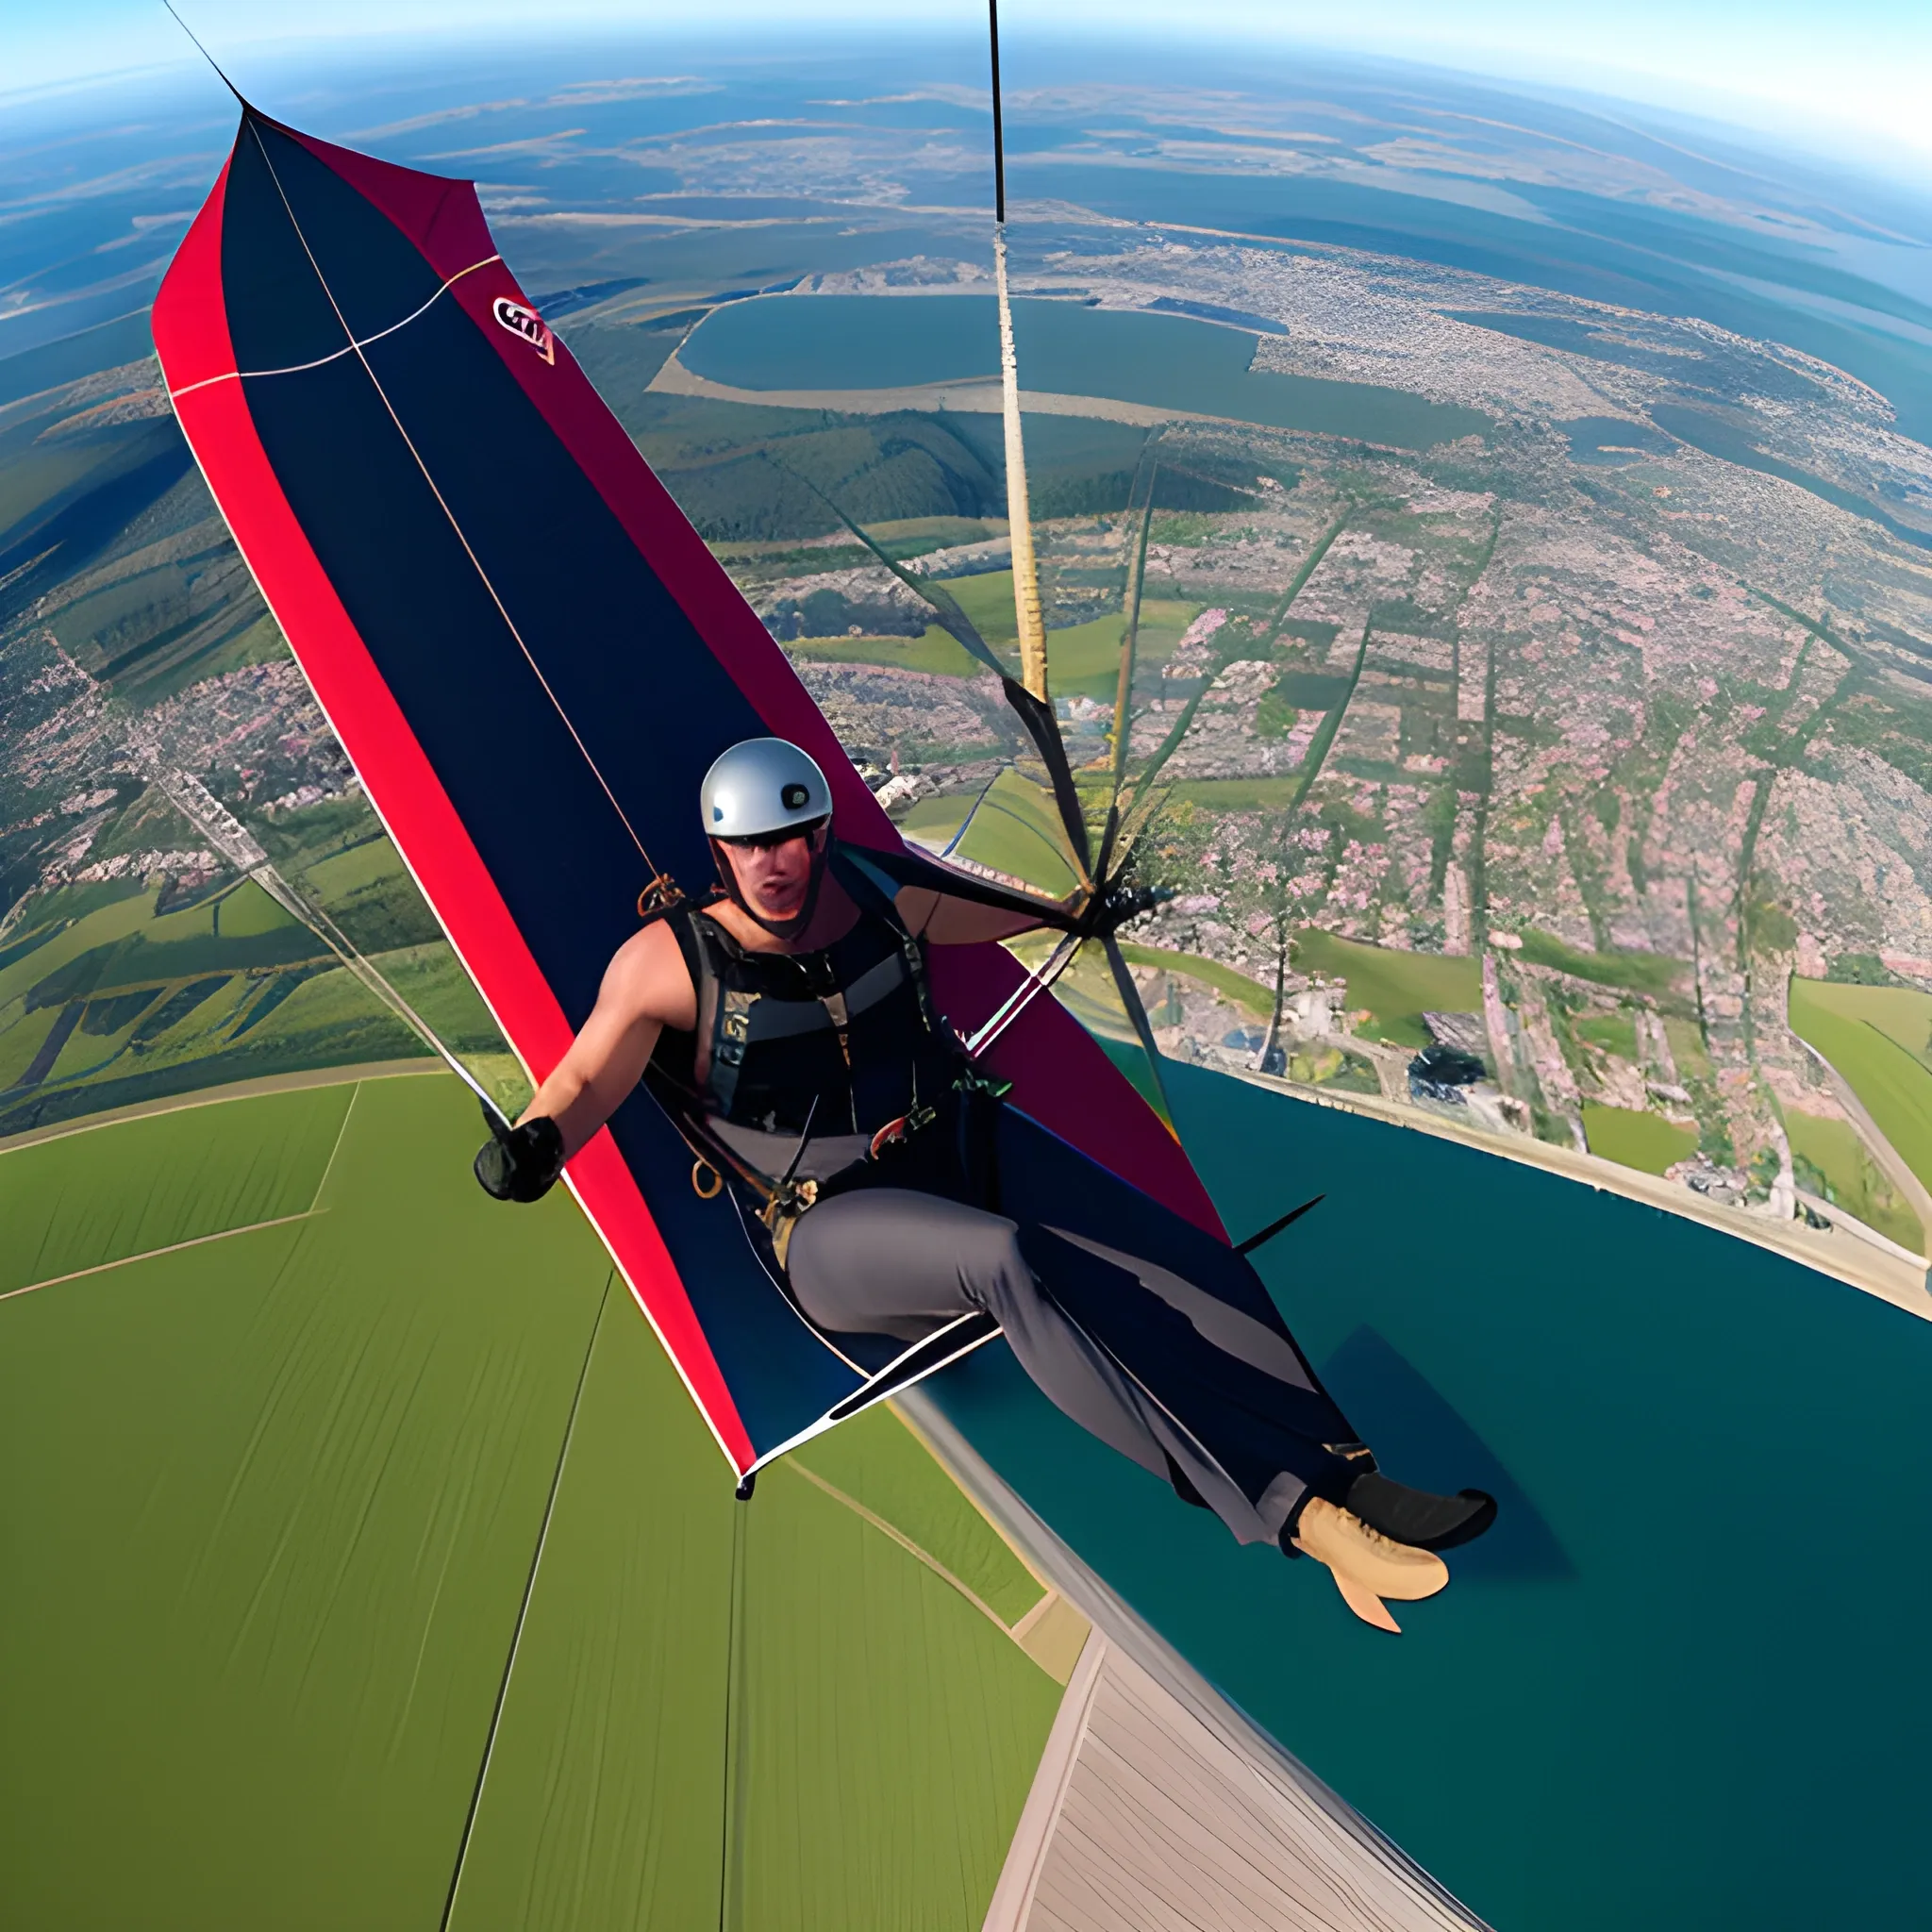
(7, 0), (1931, 176)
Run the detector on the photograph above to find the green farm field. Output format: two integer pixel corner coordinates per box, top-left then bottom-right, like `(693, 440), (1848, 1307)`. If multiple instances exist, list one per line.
(293, 834), (408, 902)
(1785, 1109), (1924, 1252)
(1170, 776), (1310, 810)
(931, 568), (1197, 688)
(1048, 600), (1199, 700)
(902, 770), (1085, 897)
(1114, 941), (1274, 1017)
(1788, 978), (1932, 1069)
(0, 1073), (1065, 1930)
(1516, 929), (1687, 998)
(0, 837), (506, 1136)
(787, 626), (986, 677)
(1581, 1103), (1698, 1176)
(1574, 1011), (1639, 1061)
(1788, 977), (1932, 1193)
(0, 1079), (354, 1294)
(1292, 929), (1483, 1047)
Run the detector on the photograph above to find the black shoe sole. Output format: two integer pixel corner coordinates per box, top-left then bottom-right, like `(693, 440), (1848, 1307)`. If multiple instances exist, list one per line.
(1417, 1489), (1497, 1551)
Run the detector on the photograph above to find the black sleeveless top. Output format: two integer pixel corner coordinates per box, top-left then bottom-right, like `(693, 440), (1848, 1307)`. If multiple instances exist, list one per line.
(651, 886), (959, 1149)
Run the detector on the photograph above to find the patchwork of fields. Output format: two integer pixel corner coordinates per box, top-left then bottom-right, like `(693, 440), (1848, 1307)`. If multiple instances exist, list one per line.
(1787, 975), (1932, 1212)
(0, 1073), (1070, 1930)
(0, 816), (513, 1136)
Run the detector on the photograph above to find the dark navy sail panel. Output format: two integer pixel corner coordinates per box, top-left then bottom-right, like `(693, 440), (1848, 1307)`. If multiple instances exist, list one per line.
(153, 109), (1224, 1474)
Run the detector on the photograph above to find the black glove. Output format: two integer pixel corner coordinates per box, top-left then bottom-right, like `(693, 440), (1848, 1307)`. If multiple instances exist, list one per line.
(474, 1108), (566, 1203)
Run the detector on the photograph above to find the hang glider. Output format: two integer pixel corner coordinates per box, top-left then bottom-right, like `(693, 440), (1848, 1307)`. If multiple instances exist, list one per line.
(150, 107), (1245, 1479)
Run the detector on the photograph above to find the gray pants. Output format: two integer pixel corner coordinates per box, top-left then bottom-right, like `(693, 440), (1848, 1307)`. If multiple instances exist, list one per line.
(785, 1188), (1341, 1545)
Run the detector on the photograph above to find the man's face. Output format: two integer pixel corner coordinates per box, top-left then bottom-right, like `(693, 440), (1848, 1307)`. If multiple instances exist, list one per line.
(721, 825), (821, 923)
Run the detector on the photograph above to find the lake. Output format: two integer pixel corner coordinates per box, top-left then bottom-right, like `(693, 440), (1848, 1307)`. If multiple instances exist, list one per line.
(1557, 415), (1677, 467)
(927, 1058), (1932, 1931)
(679, 295), (1491, 451)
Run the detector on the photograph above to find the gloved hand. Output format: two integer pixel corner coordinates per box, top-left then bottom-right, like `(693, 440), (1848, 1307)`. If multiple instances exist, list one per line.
(1081, 877), (1170, 939)
(474, 1108), (566, 1203)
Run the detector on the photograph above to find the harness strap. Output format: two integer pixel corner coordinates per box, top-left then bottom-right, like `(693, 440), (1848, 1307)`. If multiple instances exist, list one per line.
(687, 865), (945, 1121)
(713, 950), (909, 1047)
(833, 843), (955, 1056)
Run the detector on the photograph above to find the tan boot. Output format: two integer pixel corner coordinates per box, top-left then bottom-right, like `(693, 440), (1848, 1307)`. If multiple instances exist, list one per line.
(1292, 1496), (1450, 1630)
(1328, 1569), (1406, 1634)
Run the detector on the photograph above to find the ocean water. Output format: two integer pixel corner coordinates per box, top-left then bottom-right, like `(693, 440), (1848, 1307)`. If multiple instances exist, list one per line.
(927, 1061), (1932, 1930)
(679, 295), (1491, 450)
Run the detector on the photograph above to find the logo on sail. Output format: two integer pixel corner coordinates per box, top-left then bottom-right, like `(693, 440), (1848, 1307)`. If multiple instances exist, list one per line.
(491, 296), (555, 366)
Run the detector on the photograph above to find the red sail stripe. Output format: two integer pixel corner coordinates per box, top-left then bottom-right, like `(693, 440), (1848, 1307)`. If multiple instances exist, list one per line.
(155, 158), (757, 1472)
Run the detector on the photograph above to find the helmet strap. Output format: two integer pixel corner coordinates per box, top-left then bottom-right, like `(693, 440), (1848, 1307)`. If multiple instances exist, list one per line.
(708, 822), (830, 942)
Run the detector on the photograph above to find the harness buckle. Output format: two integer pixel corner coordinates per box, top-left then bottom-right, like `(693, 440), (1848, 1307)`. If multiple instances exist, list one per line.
(759, 1176), (820, 1269)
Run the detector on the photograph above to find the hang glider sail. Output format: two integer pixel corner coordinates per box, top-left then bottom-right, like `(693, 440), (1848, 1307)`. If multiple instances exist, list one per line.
(152, 108), (1234, 1479)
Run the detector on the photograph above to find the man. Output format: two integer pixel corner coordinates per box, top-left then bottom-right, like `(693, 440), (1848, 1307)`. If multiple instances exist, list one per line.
(476, 737), (1494, 1628)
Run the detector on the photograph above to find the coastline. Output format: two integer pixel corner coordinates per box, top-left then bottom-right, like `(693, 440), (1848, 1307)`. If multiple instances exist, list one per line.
(1228, 1063), (1932, 1320)
(652, 342), (1312, 435)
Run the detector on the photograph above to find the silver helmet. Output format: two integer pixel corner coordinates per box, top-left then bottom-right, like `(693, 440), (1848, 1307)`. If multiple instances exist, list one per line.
(699, 737), (832, 841)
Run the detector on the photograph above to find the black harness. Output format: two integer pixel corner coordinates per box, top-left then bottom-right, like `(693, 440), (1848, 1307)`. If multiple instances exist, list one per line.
(655, 880), (954, 1144)
(642, 852), (1008, 1235)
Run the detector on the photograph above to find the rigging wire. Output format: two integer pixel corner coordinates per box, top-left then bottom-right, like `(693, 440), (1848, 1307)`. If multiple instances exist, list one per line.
(161, 0), (243, 101)
(250, 858), (505, 1114)
(964, 929), (1082, 1058)
(988, 0), (1007, 224)
(242, 116), (663, 878)
(986, 2), (1048, 702)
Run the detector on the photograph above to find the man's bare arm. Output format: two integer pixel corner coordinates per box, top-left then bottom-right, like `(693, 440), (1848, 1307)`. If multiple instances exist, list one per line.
(520, 919), (697, 1157)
